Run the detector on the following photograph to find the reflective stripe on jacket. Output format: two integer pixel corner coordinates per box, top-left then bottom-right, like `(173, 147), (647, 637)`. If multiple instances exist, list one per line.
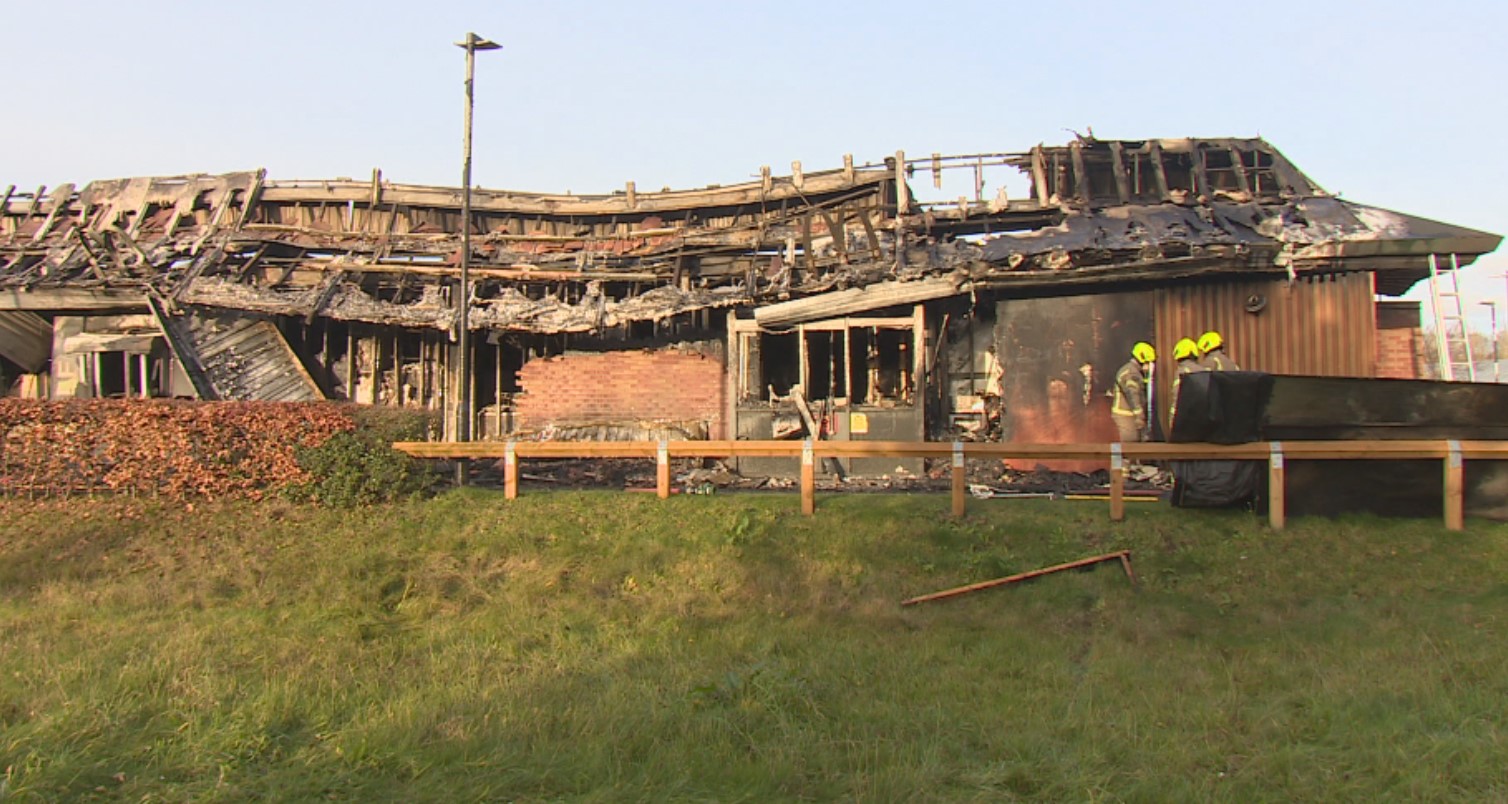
(1202, 351), (1240, 371)
(1111, 360), (1146, 417)
(1170, 359), (1209, 424)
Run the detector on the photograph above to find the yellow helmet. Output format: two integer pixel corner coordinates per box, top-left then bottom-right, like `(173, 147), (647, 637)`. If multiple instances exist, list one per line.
(1173, 337), (1199, 361)
(1131, 342), (1156, 363)
(1198, 330), (1224, 353)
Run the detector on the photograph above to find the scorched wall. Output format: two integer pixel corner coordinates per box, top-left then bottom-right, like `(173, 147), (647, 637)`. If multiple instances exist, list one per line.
(514, 348), (725, 438)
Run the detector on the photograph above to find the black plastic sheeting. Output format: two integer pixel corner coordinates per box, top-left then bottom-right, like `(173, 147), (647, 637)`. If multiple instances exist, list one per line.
(1167, 372), (1273, 508)
(1167, 372), (1508, 519)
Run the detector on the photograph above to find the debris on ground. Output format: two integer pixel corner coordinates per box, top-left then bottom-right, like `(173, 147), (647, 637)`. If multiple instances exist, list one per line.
(903, 550), (1137, 606)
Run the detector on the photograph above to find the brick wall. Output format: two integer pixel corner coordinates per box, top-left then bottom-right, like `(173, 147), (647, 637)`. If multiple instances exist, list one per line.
(1375, 327), (1423, 379)
(514, 349), (724, 437)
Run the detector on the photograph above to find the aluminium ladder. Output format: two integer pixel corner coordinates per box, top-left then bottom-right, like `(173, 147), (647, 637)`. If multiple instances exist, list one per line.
(1427, 253), (1476, 381)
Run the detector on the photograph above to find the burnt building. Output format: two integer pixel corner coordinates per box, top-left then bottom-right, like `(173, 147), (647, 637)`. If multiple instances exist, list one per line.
(0, 137), (1500, 470)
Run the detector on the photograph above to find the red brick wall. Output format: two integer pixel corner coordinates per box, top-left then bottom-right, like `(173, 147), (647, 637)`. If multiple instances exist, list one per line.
(1375, 327), (1422, 379)
(515, 349), (724, 437)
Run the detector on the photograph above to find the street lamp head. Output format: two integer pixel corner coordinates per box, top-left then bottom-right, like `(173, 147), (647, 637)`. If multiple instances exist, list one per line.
(456, 32), (502, 51)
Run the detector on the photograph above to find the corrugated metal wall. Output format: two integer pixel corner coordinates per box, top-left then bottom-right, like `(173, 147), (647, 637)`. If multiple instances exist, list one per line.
(1154, 271), (1376, 428)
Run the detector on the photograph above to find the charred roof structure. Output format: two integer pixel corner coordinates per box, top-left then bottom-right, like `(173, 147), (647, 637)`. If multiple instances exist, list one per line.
(1, 136), (1500, 465)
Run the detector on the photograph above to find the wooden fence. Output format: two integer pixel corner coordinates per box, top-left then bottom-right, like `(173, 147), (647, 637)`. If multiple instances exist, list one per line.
(391, 439), (1508, 531)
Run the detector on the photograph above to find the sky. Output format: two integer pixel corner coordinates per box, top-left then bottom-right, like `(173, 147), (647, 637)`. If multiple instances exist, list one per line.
(4, 0), (1506, 326)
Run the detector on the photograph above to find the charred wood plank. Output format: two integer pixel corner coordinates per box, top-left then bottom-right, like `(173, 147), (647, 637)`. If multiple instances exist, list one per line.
(1108, 143), (1130, 205)
(171, 246), (225, 302)
(304, 270), (346, 325)
(29, 183), (74, 244)
(234, 243), (269, 283)
(819, 207), (846, 261)
(1069, 142), (1090, 205)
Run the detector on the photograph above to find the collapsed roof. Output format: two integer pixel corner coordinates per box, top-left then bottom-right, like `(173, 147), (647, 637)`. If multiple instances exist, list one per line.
(1, 137), (1499, 331)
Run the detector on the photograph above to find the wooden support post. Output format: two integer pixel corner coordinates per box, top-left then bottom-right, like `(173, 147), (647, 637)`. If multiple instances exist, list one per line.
(369, 168), (383, 208)
(842, 154), (854, 184)
(1445, 439), (1464, 531)
(657, 440), (670, 500)
(625, 181), (637, 209)
(504, 440), (518, 500)
(1069, 142), (1090, 204)
(1030, 147), (1050, 206)
(1109, 443), (1125, 521)
(800, 439), (815, 515)
(1108, 142), (1130, 205)
(1268, 441), (1285, 530)
(791, 161), (804, 191)
(951, 441), (966, 518)
(894, 150), (909, 215)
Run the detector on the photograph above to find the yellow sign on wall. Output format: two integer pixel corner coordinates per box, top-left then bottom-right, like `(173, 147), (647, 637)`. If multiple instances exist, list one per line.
(849, 412), (869, 434)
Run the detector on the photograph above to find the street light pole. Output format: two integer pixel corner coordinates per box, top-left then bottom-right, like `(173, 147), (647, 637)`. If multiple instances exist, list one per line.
(454, 32), (501, 486)
(1482, 300), (1500, 383)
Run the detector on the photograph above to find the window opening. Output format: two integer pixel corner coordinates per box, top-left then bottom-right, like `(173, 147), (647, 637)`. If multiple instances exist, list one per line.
(1161, 151), (1195, 195)
(759, 332), (800, 400)
(1241, 149), (1278, 195)
(93, 351), (128, 398)
(1202, 147), (1242, 193)
(802, 330), (847, 402)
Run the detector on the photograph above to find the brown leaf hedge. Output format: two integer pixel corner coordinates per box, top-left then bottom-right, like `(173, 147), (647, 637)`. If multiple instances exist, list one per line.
(0, 399), (429, 500)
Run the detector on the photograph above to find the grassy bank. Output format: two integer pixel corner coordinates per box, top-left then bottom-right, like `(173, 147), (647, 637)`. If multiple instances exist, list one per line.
(2, 491), (1506, 801)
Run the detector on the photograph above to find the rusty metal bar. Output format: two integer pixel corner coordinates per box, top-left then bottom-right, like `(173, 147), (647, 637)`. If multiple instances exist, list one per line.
(902, 550), (1134, 606)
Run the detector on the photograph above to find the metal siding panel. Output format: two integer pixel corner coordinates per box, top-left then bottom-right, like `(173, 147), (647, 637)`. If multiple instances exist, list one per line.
(1154, 272), (1376, 383)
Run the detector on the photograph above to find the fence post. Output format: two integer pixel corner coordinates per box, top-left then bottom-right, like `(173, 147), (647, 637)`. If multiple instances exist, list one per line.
(1109, 443), (1125, 521)
(504, 440), (518, 500)
(800, 439), (815, 515)
(1445, 439), (1463, 531)
(1268, 441), (1285, 530)
(657, 440), (670, 499)
(951, 441), (966, 518)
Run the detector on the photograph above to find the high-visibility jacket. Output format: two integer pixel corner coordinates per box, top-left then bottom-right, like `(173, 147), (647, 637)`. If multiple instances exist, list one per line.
(1111, 360), (1147, 418)
(1170, 358), (1210, 425)
(1199, 349), (1240, 372)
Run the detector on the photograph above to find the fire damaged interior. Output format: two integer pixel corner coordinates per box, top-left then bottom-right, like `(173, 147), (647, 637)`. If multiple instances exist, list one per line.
(1, 136), (1501, 474)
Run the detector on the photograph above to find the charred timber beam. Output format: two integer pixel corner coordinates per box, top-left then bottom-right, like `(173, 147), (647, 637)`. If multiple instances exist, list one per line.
(754, 276), (965, 328)
(972, 254), (1251, 290)
(304, 270), (346, 325)
(257, 169), (892, 217)
(0, 287), (148, 311)
(331, 261), (660, 283)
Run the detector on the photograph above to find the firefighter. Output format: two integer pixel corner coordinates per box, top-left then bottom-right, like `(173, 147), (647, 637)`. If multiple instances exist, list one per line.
(1197, 330), (1240, 371)
(1169, 337), (1207, 428)
(1111, 342), (1156, 443)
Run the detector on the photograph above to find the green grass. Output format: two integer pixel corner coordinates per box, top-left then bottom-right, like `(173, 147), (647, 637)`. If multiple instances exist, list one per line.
(1, 491), (1506, 801)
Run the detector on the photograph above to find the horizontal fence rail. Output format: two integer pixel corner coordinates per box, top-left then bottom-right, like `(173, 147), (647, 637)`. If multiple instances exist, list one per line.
(392, 439), (1508, 531)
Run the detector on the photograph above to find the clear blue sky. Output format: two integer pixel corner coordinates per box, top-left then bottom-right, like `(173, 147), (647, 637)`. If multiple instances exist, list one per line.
(4, 0), (1505, 321)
